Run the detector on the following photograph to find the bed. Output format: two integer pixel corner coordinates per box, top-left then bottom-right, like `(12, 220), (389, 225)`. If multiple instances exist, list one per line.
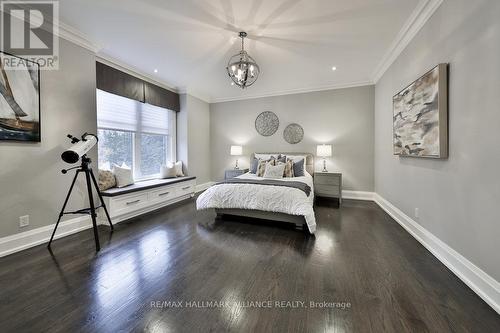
(196, 153), (316, 234)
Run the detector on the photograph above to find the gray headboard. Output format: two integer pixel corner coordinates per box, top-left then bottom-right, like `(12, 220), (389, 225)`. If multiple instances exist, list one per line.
(251, 152), (314, 175)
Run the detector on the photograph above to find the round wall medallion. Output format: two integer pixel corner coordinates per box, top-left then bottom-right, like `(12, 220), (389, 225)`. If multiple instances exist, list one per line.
(283, 123), (304, 144)
(255, 111), (279, 136)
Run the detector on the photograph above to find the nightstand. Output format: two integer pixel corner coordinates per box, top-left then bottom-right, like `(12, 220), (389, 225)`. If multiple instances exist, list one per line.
(314, 172), (342, 205)
(225, 168), (249, 180)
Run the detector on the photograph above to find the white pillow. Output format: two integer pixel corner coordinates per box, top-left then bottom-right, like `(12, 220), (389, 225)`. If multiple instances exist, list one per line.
(160, 164), (177, 178)
(254, 153), (273, 160)
(168, 161), (184, 177)
(263, 163), (285, 179)
(113, 164), (134, 188)
(286, 155), (306, 162)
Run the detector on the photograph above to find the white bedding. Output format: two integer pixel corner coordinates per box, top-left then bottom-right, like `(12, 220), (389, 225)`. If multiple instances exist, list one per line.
(196, 172), (316, 233)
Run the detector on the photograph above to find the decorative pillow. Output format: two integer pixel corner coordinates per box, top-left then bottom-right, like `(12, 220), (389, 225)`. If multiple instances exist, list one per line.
(276, 154), (287, 163)
(250, 158), (259, 174)
(286, 155), (306, 163)
(254, 154), (273, 160)
(290, 158), (305, 177)
(263, 163), (285, 179)
(160, 164), (177, 178)
(98, 169), (116, 191)
(257, 159), (274, 177)
(113, 164), (134, 188)
(281, 160), (294, 177)
(173, 161), (184, 177)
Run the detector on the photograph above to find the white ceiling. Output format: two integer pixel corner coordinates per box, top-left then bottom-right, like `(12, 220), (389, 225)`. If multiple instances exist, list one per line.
(59, 0), (421, 102)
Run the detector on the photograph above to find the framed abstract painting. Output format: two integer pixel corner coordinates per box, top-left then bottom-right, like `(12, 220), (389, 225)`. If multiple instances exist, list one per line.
(393, 63), (448, 158)
(0, 51), (41, 142)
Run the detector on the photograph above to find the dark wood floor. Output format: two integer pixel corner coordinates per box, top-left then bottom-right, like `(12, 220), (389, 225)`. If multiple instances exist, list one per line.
(0, 199), (498, 333)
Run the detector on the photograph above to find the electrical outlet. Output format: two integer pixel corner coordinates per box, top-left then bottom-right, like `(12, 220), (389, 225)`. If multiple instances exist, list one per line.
(19, 215), (30, 228)
(414, 208), (419, 220)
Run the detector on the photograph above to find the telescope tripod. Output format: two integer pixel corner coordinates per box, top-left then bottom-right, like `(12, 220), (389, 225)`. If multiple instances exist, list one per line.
(48, 155), (113, 251)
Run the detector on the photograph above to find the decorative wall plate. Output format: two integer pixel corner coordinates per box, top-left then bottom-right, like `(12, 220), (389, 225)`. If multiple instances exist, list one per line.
(283, 123), (304, 144)
(255, 111), (279, 136)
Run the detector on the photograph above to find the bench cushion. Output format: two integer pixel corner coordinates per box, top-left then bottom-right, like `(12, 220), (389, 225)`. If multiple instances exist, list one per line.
(101, 176), (196, 197)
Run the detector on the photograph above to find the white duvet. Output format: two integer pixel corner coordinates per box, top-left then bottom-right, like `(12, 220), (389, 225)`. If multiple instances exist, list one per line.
(196, 172), (316, 233)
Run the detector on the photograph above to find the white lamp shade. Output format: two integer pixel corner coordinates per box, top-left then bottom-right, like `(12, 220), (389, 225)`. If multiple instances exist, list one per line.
(230, 145), (243, 156)
(317, 144), (332, 157)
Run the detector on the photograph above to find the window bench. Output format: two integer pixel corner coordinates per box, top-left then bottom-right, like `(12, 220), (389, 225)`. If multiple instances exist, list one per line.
(100, 176), (196, 224)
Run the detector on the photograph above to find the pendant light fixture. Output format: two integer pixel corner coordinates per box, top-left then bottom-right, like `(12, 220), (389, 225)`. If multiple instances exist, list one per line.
(226, 32), (260, 89)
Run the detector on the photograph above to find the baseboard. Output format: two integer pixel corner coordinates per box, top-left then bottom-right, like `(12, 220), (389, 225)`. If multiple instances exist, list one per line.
(196, 181), (215, 193)
(342, 190), (375, 201)
(373, 194), (500, 314)
(0, 216), (92, 258)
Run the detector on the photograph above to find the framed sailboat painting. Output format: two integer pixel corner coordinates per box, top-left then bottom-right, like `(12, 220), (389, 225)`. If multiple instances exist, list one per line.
(0, 51), (40, 142)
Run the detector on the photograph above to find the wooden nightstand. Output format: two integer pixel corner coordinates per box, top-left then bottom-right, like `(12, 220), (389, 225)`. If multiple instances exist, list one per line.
(314, 172), (342, 205)
(225, 168), (249, 180)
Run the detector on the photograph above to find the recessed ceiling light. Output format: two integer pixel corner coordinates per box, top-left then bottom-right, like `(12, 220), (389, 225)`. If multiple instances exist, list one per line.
(154, 69), (158, 73)
(331, 66), (337, 71)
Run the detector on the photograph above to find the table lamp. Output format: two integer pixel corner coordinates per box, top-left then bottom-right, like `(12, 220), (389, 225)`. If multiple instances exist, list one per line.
(230, 145), (243, 169)
(317, 144), (332, 172)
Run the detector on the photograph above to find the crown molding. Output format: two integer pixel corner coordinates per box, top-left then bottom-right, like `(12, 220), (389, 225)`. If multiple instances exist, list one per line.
(177, 87), (211, 104)
(370, 0), (444, 83)
(211, 80), (374, 103)
(58, 20), (101, 53)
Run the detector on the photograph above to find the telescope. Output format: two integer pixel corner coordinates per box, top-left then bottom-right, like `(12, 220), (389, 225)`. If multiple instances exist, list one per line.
(61, 133), (98, 164)
(49, 133), (113, 252)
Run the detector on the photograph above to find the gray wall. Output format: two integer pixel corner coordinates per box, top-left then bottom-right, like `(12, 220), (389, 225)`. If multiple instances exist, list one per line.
(210, 85), (375, 191)
(177, 94), (211, 185)
(0, 39), (98, 238)
(374, 0), (500, 281)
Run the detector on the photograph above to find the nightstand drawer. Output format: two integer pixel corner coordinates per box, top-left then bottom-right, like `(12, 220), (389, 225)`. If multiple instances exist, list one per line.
(225, 169), (249, 180)
(314, 174), (340, 185)
(315, 185), (340, 196)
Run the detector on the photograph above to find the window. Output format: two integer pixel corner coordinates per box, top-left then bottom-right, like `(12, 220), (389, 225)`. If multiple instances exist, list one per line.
(96, 89), (176, 180)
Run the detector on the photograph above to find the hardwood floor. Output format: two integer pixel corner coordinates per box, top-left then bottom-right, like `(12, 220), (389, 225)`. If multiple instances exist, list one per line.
(0, 198), (498, 332)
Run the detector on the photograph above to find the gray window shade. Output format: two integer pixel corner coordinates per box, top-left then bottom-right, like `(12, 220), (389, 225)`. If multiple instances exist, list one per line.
(97, 89), (170, 135)
(96, 62), (144, 102)
(144, 81), (180, 111)
(96, 62), (180, 112)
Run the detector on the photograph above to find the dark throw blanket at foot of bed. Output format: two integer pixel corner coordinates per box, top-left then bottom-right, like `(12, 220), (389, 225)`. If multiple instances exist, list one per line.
(216, 178), (311, 196)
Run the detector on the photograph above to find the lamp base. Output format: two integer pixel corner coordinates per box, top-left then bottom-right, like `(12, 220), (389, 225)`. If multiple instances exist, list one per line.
(234, 159), (239, 169)
(322, 158), (328, 172)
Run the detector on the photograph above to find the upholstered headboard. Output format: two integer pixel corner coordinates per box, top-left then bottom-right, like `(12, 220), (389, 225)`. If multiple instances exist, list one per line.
(251, 152), (314, 175)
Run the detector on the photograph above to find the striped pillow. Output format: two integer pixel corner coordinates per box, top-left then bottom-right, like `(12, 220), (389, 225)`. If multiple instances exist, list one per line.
(257, 159), (275, 177)
(282, 160), (294, 177)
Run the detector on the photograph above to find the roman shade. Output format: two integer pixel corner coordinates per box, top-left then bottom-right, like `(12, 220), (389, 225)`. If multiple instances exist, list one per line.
(97, 89), (171, 135)
(96, 62), (180, 112)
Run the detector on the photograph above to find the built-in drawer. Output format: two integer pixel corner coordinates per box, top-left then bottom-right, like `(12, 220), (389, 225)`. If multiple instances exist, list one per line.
(149, 186), (177, 203)
(177, 182), (195, 197)
(112, 192), (149, 213)
(315, 184), (340, 197)
(314, 174), (340, 186)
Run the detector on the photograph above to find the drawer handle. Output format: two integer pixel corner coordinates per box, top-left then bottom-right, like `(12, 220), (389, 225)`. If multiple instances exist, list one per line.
(126, 199), (141, 205)
(158, 191), (170, 196)
(182, 186), (191, 190)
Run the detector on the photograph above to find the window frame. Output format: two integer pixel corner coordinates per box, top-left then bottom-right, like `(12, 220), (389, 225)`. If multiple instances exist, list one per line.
(96, 90), (176, 181)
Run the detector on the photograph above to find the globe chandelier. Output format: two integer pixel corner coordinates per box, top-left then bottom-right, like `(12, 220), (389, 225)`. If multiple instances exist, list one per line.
(226, 31), (260, 89)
